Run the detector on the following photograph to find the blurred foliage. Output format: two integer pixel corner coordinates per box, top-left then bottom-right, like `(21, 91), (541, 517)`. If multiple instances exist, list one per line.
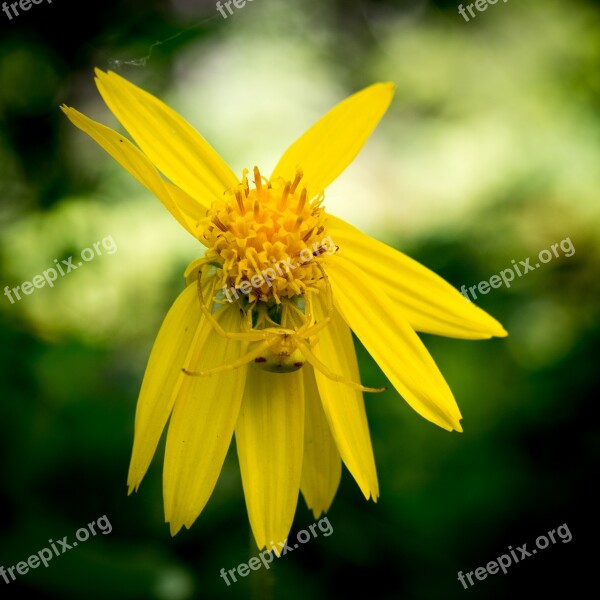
(0, 0), (597, 598)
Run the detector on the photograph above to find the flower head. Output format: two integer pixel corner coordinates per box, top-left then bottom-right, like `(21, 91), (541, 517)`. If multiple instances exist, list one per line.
(62, 70), (506, 552)
(201, 165), (327, 303)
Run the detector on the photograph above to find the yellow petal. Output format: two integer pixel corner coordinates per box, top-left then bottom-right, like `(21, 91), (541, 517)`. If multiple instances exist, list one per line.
(164, 181), (208, 236)
(163, 303), (248, 535)
(327, 257), (464, 432)
(94, 69), (239, 207)
(127, 282), (202, 493)
(61, 106), (197, 236)
(311, 297), (379, 500)
(329, 215), (508, 339)
(235, 368), (304, 553)
(271, 82), (394, 195)
(300, 367), (342, 519)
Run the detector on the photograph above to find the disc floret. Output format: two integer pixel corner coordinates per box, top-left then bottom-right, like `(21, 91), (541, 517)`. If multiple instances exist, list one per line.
(201, 167), (330, 303)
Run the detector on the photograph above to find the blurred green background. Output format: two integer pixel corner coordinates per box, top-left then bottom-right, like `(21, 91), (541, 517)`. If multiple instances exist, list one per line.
(0, 0), (597, 598)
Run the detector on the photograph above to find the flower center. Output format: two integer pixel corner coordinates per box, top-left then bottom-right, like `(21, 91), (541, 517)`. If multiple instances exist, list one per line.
(200, 167), (334, 303)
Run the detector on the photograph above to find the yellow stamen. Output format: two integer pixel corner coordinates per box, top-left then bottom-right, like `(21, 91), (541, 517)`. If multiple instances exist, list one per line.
(235, 190), (245, 213)
(213, 216), (228, 232)
(279, 182), (291, 211)
(200, 167), (329, 302)
(254, 166), (262, 193)
(296, 188), (307, 214)
(290, 170), (303, 194)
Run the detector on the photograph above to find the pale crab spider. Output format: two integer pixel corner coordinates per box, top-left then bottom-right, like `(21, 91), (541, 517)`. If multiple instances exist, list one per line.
(182, 265), (385, 393)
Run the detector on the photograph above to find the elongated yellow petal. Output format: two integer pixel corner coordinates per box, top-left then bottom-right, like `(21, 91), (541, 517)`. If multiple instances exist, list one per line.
(236, 369), (304, 552)
(300, 367), (342, 518)
(329, 215), (508, 339)
(163, 304), (248, 535)
(311, 297), (379, 500)
(127, 282), (203, 493)
(94, 69), (239, 207)
(164, 181), (208, 236)
(327, 257), (463, 432)
(271, 83), (394, 195)
(61, 106), (197, 236)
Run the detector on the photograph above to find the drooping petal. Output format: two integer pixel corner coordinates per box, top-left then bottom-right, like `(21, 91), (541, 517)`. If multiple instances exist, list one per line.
(300, 367), (342, 519)
(127, 282), (203, 493)
(163, 303), (249, 535)
(235, 368), (305, 552)
(327, 256), (464, 432)
(271, 82), (394, 196)
(94, 69), (239, 207)
(61, 106), (197, 236)
(328, 216), (508, 339)
(310, 296), (379, 500)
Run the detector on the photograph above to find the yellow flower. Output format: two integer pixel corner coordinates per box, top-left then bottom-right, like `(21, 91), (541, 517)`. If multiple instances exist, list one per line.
(62, 70), (507, 552)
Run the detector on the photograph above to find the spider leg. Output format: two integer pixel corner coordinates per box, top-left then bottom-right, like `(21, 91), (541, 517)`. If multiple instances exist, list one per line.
(297, 265), (334, 338)
(280, 301), (308, 333)
(182, 338), (274, 377)
(196, 270), (268, 342)
(294, 337), (386, 393)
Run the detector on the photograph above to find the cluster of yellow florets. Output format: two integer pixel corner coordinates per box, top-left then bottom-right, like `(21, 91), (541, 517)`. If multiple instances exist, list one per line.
(200, 167), (332, 303)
